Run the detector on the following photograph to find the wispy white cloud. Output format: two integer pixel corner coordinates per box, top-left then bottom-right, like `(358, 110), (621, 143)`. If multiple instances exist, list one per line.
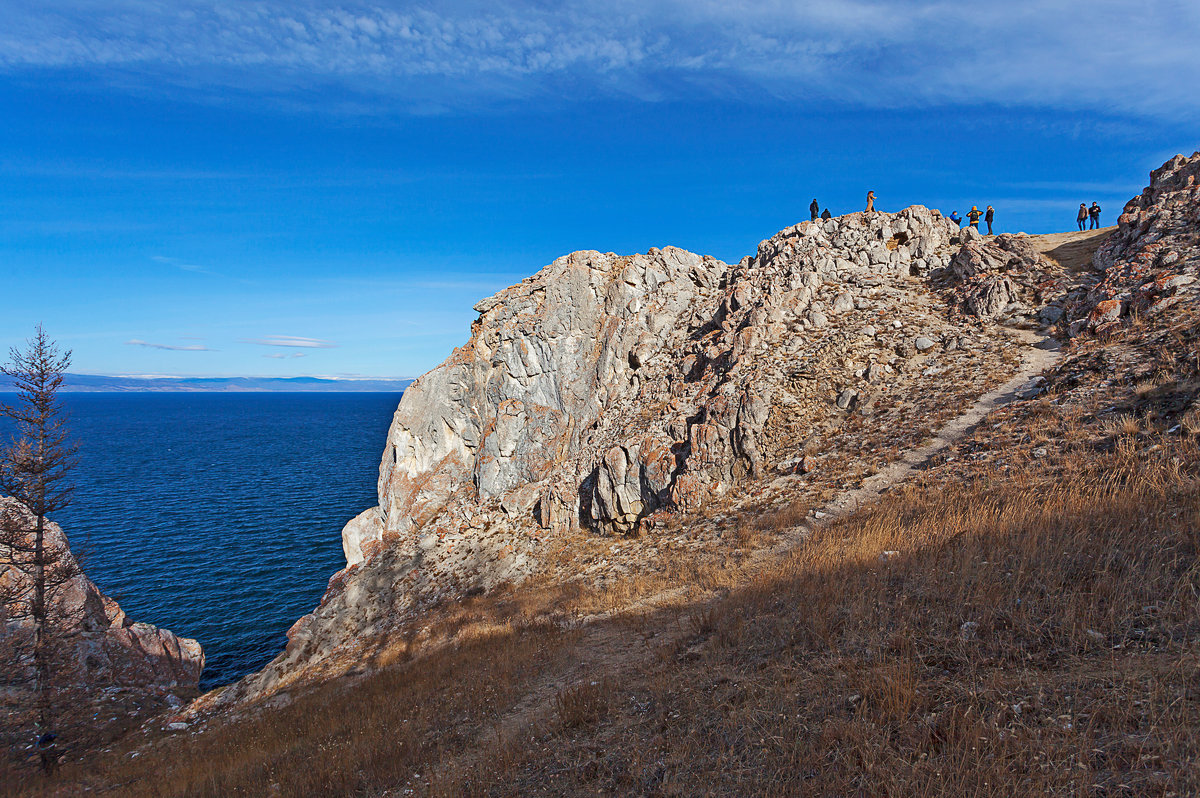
(263, 352), (309, 358)
(242, 335), (338, 348)
(1, 1), (1196, 117)
(151, 254), (215, 275)
(126, 338), (215, 351)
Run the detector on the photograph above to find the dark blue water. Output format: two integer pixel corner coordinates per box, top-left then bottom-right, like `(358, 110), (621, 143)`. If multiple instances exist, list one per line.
(2, 393), (400, 688)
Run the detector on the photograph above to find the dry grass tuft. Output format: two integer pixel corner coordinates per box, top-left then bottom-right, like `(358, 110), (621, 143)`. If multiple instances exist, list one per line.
(1102, 412), (1141, 437)
(752, 499), (808, 532)
(553, 680), (610, 730)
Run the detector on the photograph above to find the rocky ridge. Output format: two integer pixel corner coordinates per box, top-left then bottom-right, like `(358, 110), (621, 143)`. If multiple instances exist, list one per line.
(230, 203), (1084, 696)
(1080, 152), (1200, 332)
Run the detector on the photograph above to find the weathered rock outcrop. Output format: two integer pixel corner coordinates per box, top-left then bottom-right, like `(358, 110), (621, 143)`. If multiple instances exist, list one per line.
(0, 498), (204, 704)
(951, 233), (1056, 321)
(1073, 151), (1200, 334)
(232, 204), (1057, 694)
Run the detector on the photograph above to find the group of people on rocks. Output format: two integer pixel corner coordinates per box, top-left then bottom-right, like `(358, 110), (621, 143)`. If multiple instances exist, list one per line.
(812, 193), (1000, 235)
(812, 192), (1102, 236)
(952, 205), (995, 234)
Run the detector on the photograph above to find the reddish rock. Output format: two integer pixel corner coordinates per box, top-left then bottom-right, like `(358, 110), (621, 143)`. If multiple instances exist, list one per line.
(1090, 298), (1123, 325)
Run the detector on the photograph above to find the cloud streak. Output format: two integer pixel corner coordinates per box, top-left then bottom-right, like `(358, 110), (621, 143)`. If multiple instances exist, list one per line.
(126, 339), (215, 351)
(151, 254), (216, 275)
(1, 1), (1196, 117)
(242, 335), (338, 348)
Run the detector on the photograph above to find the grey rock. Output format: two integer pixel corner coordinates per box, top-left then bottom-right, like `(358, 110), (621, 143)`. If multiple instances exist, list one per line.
(913, 336), (936, 352)
(1037, 305), (1065, 325)
(965, 275), (1020, 320)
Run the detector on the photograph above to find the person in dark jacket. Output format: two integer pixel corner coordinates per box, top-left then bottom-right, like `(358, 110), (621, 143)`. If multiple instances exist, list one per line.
(820, 208), (832, 220)
(967, 206), (983, 228)
(1089, 202), (1101, 229)
(810, 199), (820, 221)
(985, 205), (995, 235)
(1077, 203), (1088, 231)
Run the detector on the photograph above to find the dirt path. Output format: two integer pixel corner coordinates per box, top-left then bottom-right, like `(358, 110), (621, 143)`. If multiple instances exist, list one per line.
(1031, 226), (1115, 271)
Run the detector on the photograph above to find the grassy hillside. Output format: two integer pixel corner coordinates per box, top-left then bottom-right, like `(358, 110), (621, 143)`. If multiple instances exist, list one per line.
(15, 300), (1200, 797)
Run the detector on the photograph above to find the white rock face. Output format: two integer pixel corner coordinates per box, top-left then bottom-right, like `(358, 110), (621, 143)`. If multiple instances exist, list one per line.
(235, 206), (1002, 695)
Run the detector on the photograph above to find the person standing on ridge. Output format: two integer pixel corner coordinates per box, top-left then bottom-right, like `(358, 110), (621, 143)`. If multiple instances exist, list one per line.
(1077, 203), (1089, 231)
(865, 191), (875, 213)
(985, 205), (995, 235)
(820, 208), (832, 220)
(1089, 202), (1102, 229)
(810, 199), (820, 221)
(967, 206), (983, 229)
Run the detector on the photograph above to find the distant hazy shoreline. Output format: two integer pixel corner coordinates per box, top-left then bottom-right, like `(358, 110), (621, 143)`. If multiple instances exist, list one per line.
(0, 374), (413, 393)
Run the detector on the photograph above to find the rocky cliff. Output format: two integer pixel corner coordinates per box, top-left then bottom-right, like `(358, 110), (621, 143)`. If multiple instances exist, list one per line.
(0, 498), (204, 743)
(1081, 151), (1200, 331)
(236, 203), (1079, 695)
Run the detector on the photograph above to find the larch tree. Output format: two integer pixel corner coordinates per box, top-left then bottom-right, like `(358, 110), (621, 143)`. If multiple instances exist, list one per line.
(0, 324), (79, 773)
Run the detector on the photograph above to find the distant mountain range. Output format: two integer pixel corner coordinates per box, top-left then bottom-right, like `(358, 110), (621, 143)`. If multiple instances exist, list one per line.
(0, 374), (413, 393)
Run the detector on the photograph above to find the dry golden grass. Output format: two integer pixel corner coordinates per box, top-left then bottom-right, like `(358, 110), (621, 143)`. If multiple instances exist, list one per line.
(1102, 412), (1142, 437)
(553, 679), (611, 731)
(458, 436), (1200, 797)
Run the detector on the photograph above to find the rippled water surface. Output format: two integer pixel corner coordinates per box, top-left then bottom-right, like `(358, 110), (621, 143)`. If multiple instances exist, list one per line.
(5, 393), (400, 688)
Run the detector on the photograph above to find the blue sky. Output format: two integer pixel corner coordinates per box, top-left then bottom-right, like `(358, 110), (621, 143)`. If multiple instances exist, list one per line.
(1, 1), (1196, 379)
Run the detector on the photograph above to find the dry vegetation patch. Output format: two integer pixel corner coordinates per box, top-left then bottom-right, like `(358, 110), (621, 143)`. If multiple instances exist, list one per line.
(460, 438), (1200, 796)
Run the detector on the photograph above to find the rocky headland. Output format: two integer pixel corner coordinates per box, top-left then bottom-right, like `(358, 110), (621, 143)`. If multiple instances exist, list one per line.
(238, 201), (1084, 697)
(0, 498), (204, 763)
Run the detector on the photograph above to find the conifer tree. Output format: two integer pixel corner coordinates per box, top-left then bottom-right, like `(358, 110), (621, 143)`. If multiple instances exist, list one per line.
(0, 325), (78, 773)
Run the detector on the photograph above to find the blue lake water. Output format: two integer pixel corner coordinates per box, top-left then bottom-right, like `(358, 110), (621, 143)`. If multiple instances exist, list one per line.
(1, 393), (400, 689)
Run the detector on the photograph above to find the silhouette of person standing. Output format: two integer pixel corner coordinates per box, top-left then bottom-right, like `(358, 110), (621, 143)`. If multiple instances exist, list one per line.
(1077, 203), (1088, 231)
(1089, 202), (1102, 229)
(810, 199), (820, 221)
(865, 191), (875, 213)
(820, 208), (832, 220)
(985, 205), (995, 235)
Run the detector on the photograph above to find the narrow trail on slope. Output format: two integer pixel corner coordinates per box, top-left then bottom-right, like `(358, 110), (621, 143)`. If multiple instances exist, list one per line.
(398, 323), (1067, 794)
(768, 327), (1061, 552)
